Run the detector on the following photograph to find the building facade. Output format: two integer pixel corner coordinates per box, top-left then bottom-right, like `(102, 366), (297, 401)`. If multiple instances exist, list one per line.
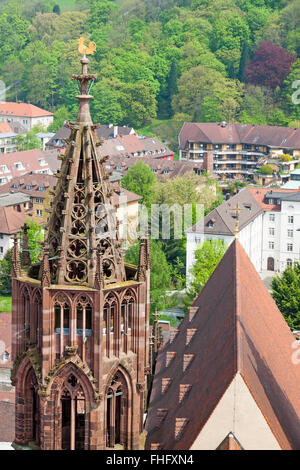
(11, 56), (150, 450)
(0, 103), (53, 131)
(186, 187), (300, 283)
(179, 122), (300, 182)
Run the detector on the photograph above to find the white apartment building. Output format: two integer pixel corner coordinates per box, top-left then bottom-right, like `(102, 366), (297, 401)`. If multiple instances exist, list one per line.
(186, 187), (300, 285)
(0, 102), (53, 131)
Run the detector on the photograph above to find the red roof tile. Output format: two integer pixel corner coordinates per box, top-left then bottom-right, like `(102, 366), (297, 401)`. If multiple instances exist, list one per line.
(0, 123), (13, 134)
(146, 240), (300, 450)
(0, 102), (53, 118)
(247, 187), (300, 211)
(0, 206), (27, 234)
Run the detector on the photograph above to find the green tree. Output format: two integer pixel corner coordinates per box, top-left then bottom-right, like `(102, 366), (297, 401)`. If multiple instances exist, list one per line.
(92, 78), (124, 125)
(187, 238), (227, 303)
(125, 239), (172, 313)
(258, 164), (273, 175)
(0, 249), (12, 296)
(21, 219), (44, 264)
(238, 41), (250, 82)
(120, 80), (157, 127)
(121, 161), (156, 207)
(172, 65), (243, 121)
(271, 264), (300, 329)
(16, 128), (43, 151)
(48, 105), (70, 132)
(0, 12), (30, 60)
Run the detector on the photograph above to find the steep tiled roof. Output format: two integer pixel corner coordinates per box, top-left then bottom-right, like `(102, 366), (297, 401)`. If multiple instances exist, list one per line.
(247, 187), (300, 211)
(186, 188), (263, 235)
(179, 122), (300, 150)
(46, 124), (135, 148)
(146, 240), (300, 450)
(0, 206), (27, 234)
(0, 172), (56, 198)
(0, 123), (13, 134)
(106, 154), (203, 179)
(0, 102), (53, 118)
(0, 149), (52, 184)
(112, 186), (142, 205)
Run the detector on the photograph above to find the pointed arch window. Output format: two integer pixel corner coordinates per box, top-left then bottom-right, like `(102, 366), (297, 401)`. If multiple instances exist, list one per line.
(76, 296), (92, 337)
(120, 291), (135, 352)
(54, 295), (70, 358)
(60, 373), (87, 450)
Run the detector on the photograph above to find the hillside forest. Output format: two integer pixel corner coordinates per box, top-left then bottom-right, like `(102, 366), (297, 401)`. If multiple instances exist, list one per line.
(0, 0), (299, 149)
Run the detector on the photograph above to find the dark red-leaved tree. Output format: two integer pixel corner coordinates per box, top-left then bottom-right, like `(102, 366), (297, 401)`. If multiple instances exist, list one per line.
(245, 41), (297, 89)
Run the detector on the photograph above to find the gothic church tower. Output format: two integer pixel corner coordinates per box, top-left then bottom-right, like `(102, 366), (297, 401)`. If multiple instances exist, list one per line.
(11, 55), (150, 450)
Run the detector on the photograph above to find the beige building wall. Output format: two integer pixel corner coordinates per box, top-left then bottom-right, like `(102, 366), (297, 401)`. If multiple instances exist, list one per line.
(190, 372), (280, 450)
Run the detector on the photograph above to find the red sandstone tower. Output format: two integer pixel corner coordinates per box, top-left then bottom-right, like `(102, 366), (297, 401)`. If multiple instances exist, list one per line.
(11, 55), (150, 450)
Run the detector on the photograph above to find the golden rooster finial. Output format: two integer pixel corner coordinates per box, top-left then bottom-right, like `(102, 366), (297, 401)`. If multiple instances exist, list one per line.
(78, 37), (96, 56)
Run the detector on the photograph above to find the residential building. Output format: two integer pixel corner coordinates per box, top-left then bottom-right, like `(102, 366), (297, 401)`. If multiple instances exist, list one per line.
(36, 132), (55, 151)
(112, 186), (142, 247)
(95, 134), (174, 160)
(0, 148), (53, 185)
(46, 123), (135, 150)
(179, 122), (300, 182)
(282, 169), (300, 189)
(105, 155), (204, 179)
(146, 240), (300, 450)
(0, 205), (27, 259)
(0, 173), (56, 222)
(11, 56), (150, 450)
(0, 102), (53, 131)
(0, 124), (17, 154)
(186, 187), (300, 281)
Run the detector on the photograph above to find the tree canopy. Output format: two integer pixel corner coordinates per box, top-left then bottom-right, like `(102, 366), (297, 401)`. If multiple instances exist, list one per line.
(271, 264), (300, 329)
(0, 0), (298, 129)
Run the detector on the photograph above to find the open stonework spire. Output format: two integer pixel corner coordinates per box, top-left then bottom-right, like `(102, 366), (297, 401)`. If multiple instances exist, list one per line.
(43, 56), (126, 287)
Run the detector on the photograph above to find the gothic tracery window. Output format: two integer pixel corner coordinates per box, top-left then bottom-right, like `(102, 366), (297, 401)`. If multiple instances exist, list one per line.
(60, 373), (87, 450)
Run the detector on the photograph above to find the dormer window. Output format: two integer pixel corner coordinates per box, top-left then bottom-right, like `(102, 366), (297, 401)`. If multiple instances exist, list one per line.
(15, 162), (24, 170)
(207, 220), (214, 228)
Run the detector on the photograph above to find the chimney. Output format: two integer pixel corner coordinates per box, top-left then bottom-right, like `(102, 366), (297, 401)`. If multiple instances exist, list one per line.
(113, 126), (118, 138)
(203, 151), (214, 175)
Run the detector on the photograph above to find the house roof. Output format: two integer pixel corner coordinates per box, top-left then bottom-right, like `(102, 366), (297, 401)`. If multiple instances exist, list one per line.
(0, 123), (13, 134)
(100, 134), (173, 159)
(0, 192), (30, 207)
(0, 172), (56, 198)
(112, 186), (142, 205)
(106, 154), (204, 179)
(145, 240), (300, 450)
(46, 124), (135, 148)
(179, 122), (300, 150)
(0, 205), (27, 234)
(0, 102), (53, 118)
(186, 188), (263, 235)
(247, 187), (300, 211)
(0, 149), (52, 184)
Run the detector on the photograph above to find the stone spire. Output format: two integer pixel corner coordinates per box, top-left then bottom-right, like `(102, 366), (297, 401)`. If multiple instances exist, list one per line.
(42, 55), (126, 287)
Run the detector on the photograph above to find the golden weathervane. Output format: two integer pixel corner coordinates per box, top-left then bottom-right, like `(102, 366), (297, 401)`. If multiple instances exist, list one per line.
(78, 37), (96, 56)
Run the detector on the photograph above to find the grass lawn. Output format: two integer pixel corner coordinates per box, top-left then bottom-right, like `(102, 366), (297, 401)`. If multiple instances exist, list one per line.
(0, 297), (12, 313)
